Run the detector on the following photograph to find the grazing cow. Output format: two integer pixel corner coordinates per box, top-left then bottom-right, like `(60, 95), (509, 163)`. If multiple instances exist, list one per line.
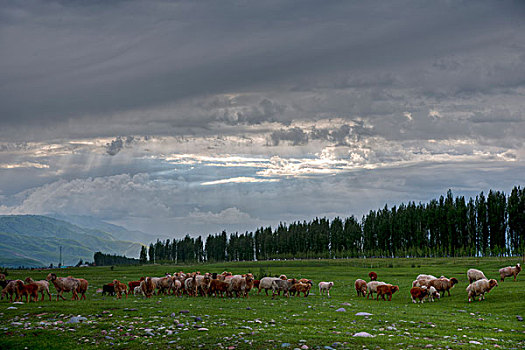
(102, 283), (115, 296)
(410, 286), (429, 303)
(196, 274), (212, 296)
(141, 277), (155, 298)
(1, 280), (19, 302)
(15, 280), (39, 302)
(209, 279), (231, 298)
(366, 281), (386, 299)
(157, 277), (174, 295)
(428, 277), (458, 297)
(318, 281), (334, 297)
(127, 277), (145, 295)
(355, 279), (367, 297)
(112, 280), (127, 299)
(46, 273), (79, 301)
(499, 263), (521, 282)
(466, 279), (498, 302)
(75, 278), (89, 300)
(291, 282), (310, 297)
(376, 284), (399, 301)
(368, 272), (378, 281)
(427, 286), (440, 302)
(24, 277), (51, 301)
(258, 277), (280, 295)
(467, 269), (487, 284)
(271, 278), (296, 298)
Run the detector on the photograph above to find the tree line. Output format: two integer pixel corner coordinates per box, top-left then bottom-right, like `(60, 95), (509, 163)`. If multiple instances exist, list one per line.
(94, 252), (140, 266)
(140, 187), (525, 263)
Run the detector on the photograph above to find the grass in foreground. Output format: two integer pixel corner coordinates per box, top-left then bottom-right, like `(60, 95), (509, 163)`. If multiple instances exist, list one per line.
(1, 257), (524, 349)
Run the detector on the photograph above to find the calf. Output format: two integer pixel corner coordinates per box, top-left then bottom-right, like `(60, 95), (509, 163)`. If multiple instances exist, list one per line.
(376, 284), (399, 301)
(1, 280), (18, 302)
(15, 280), (39, 302)
(24, 278), (51, 301)
(141, 277), (155, 298)
(127, 277), (144, 295)
(112, 280), (127, 299)
(102, 283), (115, 296)
(271, 278), (296, 298)
(318, 281), (334, 297)
(209, 279), (230, 298)
(410, 286), (429, 303)
(368, 272), (378, 281)
(354, 279), (367, 297)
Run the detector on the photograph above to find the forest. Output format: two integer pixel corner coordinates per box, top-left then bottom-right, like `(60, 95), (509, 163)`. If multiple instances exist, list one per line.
(139, 187), (525, 264)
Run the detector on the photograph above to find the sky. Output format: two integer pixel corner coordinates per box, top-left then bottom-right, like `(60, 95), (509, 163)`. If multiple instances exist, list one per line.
(0, 0), (524, 238)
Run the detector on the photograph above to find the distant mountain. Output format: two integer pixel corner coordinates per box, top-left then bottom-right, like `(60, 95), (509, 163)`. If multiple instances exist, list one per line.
(49, 214), (166, 244)
(0, 215), (143, 268)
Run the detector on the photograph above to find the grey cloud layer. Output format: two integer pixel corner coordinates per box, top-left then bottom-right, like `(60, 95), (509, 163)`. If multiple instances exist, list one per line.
(0, 1), (524, 236)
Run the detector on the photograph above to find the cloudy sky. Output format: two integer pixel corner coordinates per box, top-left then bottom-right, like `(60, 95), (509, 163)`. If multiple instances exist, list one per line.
(1, 0), (524, 238)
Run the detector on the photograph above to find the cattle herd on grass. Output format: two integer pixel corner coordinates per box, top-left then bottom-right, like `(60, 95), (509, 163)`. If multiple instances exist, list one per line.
(0, 263), (520, 304)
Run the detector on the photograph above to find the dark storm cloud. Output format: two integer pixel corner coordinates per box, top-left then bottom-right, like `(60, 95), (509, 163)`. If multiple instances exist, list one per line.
(1, 0), (524, 141)
(105, 136), (136, 156)
(1, 0), (524, 236)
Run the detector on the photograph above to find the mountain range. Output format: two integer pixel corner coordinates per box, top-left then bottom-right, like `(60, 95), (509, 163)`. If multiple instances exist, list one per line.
(0, 215), (149, 268)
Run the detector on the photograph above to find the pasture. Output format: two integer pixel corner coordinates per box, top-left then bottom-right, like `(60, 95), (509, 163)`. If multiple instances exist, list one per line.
(1, 257), (524, 349)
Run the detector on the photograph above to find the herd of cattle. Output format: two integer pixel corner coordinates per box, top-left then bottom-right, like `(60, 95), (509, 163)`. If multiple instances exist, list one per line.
(0, 263), (520, 304)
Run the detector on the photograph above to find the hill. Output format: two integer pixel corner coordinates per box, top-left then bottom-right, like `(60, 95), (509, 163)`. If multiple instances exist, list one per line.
(49, 214), (165, 244)
(0, 215), (143, 268)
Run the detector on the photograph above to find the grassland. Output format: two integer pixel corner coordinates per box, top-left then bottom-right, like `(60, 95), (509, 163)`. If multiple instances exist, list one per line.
(1, 257), (524, 349)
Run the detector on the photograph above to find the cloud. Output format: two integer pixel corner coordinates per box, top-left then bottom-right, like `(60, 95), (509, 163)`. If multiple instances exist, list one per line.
(270, 127), (308, 146)
(105, 136), (136, 155)
(201, 177), (279, 186)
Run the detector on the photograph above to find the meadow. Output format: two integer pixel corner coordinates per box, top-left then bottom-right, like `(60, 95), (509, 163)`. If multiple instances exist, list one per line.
(1, 257), (524, 349)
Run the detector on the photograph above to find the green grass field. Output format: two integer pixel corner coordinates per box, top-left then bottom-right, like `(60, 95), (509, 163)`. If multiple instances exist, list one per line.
(1, 257), (524, 349)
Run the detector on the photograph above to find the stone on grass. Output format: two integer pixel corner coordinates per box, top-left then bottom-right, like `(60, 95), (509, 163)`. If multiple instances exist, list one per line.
(517, 316), (523, 322)
(355, 312), (372, 316)
(180, 310), (190, 314)
(198, 328), (209, 331)
(67, 316), (87, 324)
(335, 308), (346, 312)
(469, 341), (482, 345)
(353, 332), (373, 337)
(281, 343), (291, 347)
(7, 307), (17, 310)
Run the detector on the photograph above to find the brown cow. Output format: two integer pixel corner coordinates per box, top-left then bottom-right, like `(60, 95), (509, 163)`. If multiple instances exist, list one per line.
(112, 279), (127, 299)
(15, 280), (39, 302)
(410, 286), (429, 303)
(355, 279), (367, 297)
(376, 284), (399, 301)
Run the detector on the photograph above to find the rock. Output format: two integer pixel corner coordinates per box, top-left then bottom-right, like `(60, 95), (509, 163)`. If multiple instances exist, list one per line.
(123, 308), (138, 311)
(335, 308), (346, 312)
(353, 332), (373, 337)
(67, 316), (87, 324)
(301, 346), (309, 350)
(198, 328), (209, 331)
(7, 307), (17, 310)
(176, 323), (184, 328)
(180, 310), (190, 314)
(425, 345), (433, 348)
(517, 316), (523, 322)
(281, 343), (291, 347)
(324, 347), (335, 350)
(469, 341), (482, 345)
(246, 307), (252, 310)
(12, 302), (24, 304)
(105, 336), (114, 340)
(341, 302), (351, 306)
(355, 312), (373, 316)
(194, 316), (202, 322)
(171, 312), (177, 317)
